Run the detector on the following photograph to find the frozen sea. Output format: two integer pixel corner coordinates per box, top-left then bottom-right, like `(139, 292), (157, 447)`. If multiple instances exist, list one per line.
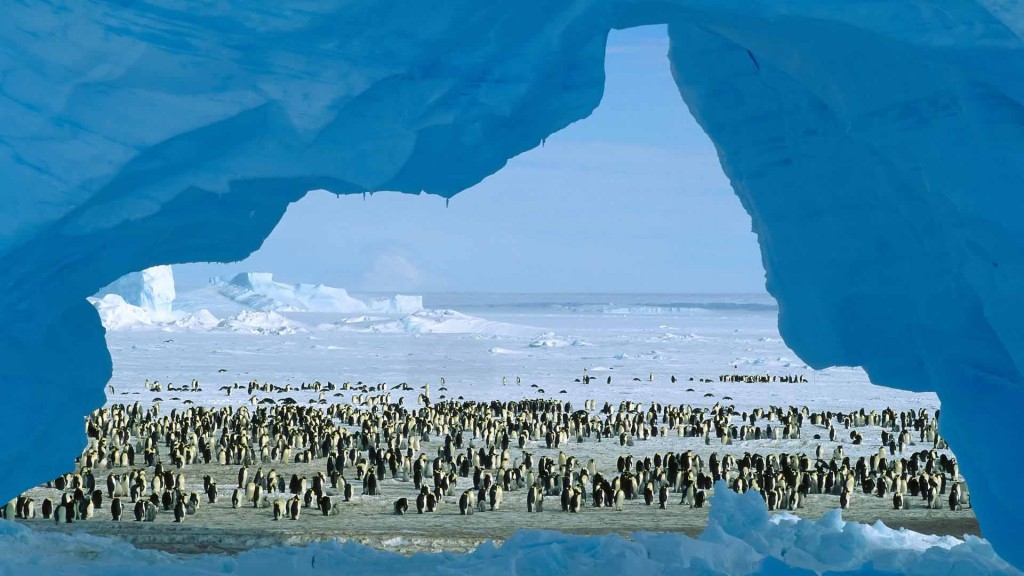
(103, 291), (935, 415)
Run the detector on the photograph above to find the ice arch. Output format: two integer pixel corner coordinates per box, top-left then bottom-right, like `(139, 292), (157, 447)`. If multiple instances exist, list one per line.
(2, 0), (1024, 567)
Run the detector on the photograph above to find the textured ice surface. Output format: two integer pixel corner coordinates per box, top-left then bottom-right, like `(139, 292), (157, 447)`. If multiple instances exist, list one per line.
(3, 0), (1024, 569)
(96, 266), (175, 320)
(219, 272), (368, 313)
(92, 268), (425, 331)
(0, 482), (1016, 576)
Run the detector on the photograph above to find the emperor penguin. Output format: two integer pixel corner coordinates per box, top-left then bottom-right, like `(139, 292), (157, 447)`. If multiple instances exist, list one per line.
(111, 498), (123, 521)
(133, 500), (145, 521)
(319, 496), (333, 516)
(840, 489), (852, 510)
(949, 483), (963, 511)
(694, 490), (706, 508)
(394, 498), (409, 515)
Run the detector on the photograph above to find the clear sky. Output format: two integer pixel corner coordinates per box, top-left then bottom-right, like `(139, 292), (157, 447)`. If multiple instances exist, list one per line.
(175, 26), (766, 294)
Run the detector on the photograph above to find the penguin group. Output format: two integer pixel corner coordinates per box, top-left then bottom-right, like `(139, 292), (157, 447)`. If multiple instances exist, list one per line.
(6, 377), (967, 535)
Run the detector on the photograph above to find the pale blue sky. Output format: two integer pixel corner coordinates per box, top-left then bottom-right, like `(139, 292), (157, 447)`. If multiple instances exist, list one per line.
(176, 26), (766, 294)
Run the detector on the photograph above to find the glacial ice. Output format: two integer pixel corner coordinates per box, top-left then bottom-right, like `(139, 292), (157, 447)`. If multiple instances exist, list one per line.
(3, 0), (1024, 570)
(95, 266), (176, 321)
(92, 267), (426, 332)
(219, 272), (369, 313)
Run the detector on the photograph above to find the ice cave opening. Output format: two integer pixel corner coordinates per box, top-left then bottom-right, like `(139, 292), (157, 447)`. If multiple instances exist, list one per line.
(2, 3), (1024, 574)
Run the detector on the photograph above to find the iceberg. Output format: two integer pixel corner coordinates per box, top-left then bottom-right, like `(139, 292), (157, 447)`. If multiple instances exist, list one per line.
(95, 266), (176, 321)
(2, 0), (1024, 569)
(218, 272), (369, 313)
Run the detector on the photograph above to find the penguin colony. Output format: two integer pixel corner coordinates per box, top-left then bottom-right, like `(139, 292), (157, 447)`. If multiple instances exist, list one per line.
(5, 377), (970, 538)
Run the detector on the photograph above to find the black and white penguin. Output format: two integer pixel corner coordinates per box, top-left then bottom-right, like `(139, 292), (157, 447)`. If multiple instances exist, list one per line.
(273, 499), (285, 521)
(394, 498), (408, 515)
(949, 483), (962, 511)
(41, 498), (53, 520)
(694, 490), (706, 508)
(145, 501), (158, 522)
(459, 491), (472, 515)
(288, 496), (301, 520)
(364, 471), (379, 496)
(232, 488), (242, 509)
(840, 489), (851, 510)
(344, 483), (354, 502)
(893, 492), (904, 510)
(319, 496), (333, 516)
(111, 498), (123, 521)
(173, 499), (185, 523)
(134, 500), (145, 521)
(658, 485), (669, 509)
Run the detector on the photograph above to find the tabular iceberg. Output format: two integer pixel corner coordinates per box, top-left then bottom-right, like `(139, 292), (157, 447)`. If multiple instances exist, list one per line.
(2, 0), (1024, 569)
(95, 265), (176, 320)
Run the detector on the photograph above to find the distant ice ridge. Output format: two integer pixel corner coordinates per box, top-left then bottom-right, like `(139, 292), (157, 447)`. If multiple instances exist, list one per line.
(0, 481), (1013, 575)
(91, 269), (425, 333)
(95, 266), (176, 321)
(211, 273), (423, 314)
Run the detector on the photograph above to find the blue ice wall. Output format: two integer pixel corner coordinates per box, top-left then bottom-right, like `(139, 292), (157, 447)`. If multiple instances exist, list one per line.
(2, 0), (1024, 567)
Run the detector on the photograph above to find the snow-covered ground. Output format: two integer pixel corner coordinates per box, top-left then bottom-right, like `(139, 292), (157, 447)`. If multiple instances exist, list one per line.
(14, 270), (1005, 574)
(95, 279), (932, 416)
(1, 483), (1013, 576)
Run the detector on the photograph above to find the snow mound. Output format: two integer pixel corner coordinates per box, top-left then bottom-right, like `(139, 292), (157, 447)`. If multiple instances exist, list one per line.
(89, 294), (155, 331)
(96, 266), (176, 320)
(488, 347), (526, 355)
(171, 309), (220, 330)
(0, 481), (1014, 575)
(216, 310), (301, 335)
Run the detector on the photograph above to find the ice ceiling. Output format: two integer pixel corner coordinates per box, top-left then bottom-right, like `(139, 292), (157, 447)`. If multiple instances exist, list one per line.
(2, 0), (1024, 567)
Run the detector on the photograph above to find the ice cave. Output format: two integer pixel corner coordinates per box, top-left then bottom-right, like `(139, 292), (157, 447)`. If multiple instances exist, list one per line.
(2, 1), (1024, 573)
